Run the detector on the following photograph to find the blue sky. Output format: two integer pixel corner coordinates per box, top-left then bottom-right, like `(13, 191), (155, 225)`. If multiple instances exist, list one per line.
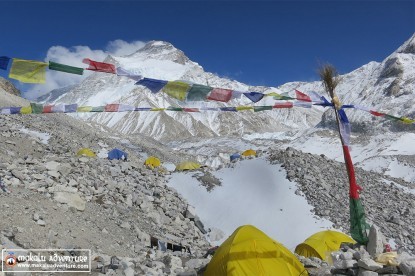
(0, 0), (414, 96)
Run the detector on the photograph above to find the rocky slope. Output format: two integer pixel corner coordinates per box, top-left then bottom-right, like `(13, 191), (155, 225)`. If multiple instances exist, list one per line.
(0, 83), (212, 275)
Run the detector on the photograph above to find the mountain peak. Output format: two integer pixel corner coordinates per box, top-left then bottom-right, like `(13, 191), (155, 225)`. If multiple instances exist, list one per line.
(396, 33), (415, 54)
(128, 40), (190, 65)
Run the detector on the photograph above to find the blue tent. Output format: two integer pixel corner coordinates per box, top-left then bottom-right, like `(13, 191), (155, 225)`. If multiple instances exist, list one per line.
(230, 153), (241, 162)
(108, 148), (128, 160)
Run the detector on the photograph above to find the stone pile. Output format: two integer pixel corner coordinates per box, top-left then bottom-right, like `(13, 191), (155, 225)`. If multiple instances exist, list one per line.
(268, 147), (415, 253)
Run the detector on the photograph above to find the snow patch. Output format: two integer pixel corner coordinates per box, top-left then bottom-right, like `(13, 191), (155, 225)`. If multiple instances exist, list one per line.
(19, 127), (50, 145)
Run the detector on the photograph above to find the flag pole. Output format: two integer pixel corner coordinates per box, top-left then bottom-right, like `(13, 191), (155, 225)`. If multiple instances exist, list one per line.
(319, 64), (369, 244)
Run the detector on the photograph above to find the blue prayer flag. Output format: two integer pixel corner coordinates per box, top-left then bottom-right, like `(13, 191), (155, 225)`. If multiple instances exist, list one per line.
(243, 92), (264, 103)
(136, 78), (167, 93)
(0, 56), (10, 70)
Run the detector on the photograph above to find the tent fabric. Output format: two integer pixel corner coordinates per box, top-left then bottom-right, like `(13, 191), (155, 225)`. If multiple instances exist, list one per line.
(108, 148), (128, 160)
(76, 148), (96, 157)
(82, 58), (116, 74)
(295, 230), (355, 260)
(230, 153), (241, 162)
(241, 149), (256, 157)
(9, 58), (48, 83)
(175, 162), (201, 171)
(49, 61), (84, 75)
(205, 225), (307, 276)
(136, 78), (168, 93)
(145, 156), (161, 168)
(0, 56), (11, 70)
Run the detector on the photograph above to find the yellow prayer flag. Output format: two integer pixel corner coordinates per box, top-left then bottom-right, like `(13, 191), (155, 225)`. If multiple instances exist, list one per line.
(20, 106), (32, 114)
(9, 58), (48, 83)
(77, 106), (93, 112)
(401, 117), (415, 124)
(236, 106), (254, 111)
(151, 108), (166, 111)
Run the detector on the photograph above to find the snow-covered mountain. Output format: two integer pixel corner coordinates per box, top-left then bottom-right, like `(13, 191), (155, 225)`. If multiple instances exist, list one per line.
(38, 41), (322, 142)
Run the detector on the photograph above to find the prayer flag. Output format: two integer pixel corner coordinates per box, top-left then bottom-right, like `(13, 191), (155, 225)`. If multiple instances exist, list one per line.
(231, 90), (244, 100)
(118, 104), (135, 112)
(9, 58), (47, 83)
(293, 101), (312, 108)
(43, 105), (53, 113)
(271, 92), (295, 100)
(186, 84), (212, 101)
(338, 109), (351, 146)
(116, 67), (143, 81)
(0, 108), (11, 114)
(49, 61), (83, 75)
(151, 108), (165, 111)
(183, 108), (199, 112)
(295, 90), (312, 102)
(77, 106), (93, 112)
(10, 107), (21, 114)
(82, 58), (116, 74)
(401, 117), (415, 124)
(52, 104), (66, 113)
(167, 107), (183, 111)
(136, 78), (167, 93)
(0, 56), (10, 70)
(30, 103), (44, 114)
(20, 106), (32, 114)
(254, 106), (272, 112)
(135, 107), (152, 111)
(236, 106), (254, 111)
(369, 110), (385, 117)
(199, 107), (219, 111)
(220, 107), (237, 112)
(65, 104), (78, 113)
(273, 102), (293, 108)
(105, 104), (120, 112)
(162, 81), (190, 101)
(207, 88), (233, 102)
(243, 92), (264, 103)
(91, 106), (104, 112)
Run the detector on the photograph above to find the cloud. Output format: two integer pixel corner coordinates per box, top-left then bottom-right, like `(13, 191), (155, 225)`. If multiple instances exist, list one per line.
(24, 39), (145, 100)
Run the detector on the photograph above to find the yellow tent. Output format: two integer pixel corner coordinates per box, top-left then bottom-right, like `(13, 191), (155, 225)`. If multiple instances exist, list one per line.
(295, 230), (355, 260)
(205, 225), (307, 276)
(241, 149), (256, 157)
(76, 148), (96, 157)
(144, 156), (161, 168)
(175, 161), (201, 171)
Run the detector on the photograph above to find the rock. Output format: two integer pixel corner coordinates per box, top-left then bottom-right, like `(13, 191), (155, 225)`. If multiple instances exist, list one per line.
(54, 192), (86, 211)
(177, 269), (197, 276)
(358, 270), (378, 276)
(367, 225), (386, 258)
(376, 266), (399, 274)
(185, 259), (209, 270)
(120, 222), (131, 229)
(33, 213), (40, 221)
(357, 258), (383, 271)
(399, 260), (415, 276)
(37, 219), (46, 226)
(47, 170), (60, 178)
(45, 161), (60, 171)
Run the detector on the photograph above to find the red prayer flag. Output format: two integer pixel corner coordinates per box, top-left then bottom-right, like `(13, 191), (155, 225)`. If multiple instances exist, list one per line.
(273, 102), (293, 108)
(82, 58), (116, 74)
(105, 104), (120, 112)
(342, 145), (359, 199)
(43, 105), (53, 113)
(183, 108), (199, 112)
(369, 110), (385, 117)
(207, 88), (233, 102)
(295, 90), (311, 102)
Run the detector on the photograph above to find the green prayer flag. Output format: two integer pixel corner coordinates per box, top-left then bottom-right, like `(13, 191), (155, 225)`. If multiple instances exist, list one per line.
(91, 106), (104, 112)
(254, 106), (273, 112)
(350, 198), (369, 244)
(49, 61), (84, 75)
(186, 84), (213, 101)
(167, 107), (183, 111)
(30, 103), (44, 114)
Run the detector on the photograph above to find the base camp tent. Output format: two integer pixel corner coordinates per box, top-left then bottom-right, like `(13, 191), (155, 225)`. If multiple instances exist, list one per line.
(230, 153), (241, 162)
(108, 148), (128, 160)
(295, 230), (355, 260)
(241, 149), (256, 157)
(175, 161), (201, 171)
(205, 225), (307, 276)
(145, 156), (161, 168)
(76, 148), (96, 157)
